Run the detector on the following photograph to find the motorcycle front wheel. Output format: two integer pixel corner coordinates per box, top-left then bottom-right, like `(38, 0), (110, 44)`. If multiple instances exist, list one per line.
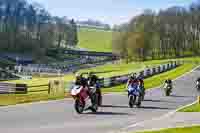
(129, 95), (136, 108)
(75, 99), (85, 114)
(165, 89), (171, 96)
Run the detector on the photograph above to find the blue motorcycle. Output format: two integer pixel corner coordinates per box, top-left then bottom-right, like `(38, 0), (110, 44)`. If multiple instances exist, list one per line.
(127, 83), (142, 108)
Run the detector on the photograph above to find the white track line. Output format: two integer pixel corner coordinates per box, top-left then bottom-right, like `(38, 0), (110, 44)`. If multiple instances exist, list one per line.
(122, 101), (197, 130)
(121, 65), (200, 131)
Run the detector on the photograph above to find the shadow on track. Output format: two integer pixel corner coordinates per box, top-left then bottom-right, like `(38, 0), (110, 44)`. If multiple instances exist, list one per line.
(170, 95), (194, 98)
(101, 105), (129, 108)
(144, 99), (165, 102)
(139, 106), (170, 110)
(85, 111), (130, 116)
(143, 99), (176, 103)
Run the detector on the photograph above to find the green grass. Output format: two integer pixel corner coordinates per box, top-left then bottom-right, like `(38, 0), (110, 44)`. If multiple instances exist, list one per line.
(78, 27), (112, 52)
(0, 92), (65, 106)
(179, 103), (200, 112)
(136, 126), (200, 133)
(103, 63), (196, 92)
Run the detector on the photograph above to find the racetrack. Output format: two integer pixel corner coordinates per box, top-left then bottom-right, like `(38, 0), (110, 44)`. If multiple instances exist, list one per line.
(0, 68), (199, 133)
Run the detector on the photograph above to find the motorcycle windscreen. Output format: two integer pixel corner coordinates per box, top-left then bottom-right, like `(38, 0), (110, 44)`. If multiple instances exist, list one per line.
(71, 86), (82, 96)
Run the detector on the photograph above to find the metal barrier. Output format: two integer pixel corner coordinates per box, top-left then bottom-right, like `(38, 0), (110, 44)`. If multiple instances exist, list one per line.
(0, 83), (27, 94)
(65, 61), (181, 90)
(96, 61), (180, 88)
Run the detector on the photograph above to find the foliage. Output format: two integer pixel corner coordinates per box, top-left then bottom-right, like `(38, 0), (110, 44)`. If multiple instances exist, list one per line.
(0, 0), (78, 59)
(113, 2), (200, 61)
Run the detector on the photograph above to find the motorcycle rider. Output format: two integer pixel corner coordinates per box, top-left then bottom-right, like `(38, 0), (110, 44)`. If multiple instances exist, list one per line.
(126, 73), (141, 95)
(137, 72), (145, 99)
(165, 78), (172, 85)
(74, 73), (88, 88)
(88, 72), (100, 88)
(164, 78), (173, 89)
(88, 72), (102, 105)
(196, 77), (200, 91)
(74, 73), (95, 105)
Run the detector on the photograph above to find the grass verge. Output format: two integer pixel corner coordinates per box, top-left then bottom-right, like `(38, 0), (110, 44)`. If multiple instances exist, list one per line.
(179, 102), (200, 112)
(136, 126), (200, 133)
(0, 92), (66, 106)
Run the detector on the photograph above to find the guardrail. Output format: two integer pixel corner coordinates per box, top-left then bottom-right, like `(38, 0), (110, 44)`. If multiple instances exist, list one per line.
(98, 61), (181, 88)
(66, 61), (182, 90)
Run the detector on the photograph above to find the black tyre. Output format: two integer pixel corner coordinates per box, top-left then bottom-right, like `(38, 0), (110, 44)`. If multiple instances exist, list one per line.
(136, 96), (142, 108)
(166, 89), (170, 96)
(129, 96), (133, 108)
(129, 95), (136, 108)
(74, 100), (84, 114)
(96, 90), (102, 106)
(90, 94), (98, 112)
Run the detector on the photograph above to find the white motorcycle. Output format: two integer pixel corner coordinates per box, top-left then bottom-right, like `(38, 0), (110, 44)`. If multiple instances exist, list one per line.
(71, 85), (98, 114)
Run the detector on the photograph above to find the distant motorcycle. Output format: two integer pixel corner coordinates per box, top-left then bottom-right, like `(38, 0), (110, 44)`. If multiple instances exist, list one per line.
(71, 85), (98, 114)
(196, 80), (200, 92)
(127, 84), (142, 108)
(164, 83), (172, 96)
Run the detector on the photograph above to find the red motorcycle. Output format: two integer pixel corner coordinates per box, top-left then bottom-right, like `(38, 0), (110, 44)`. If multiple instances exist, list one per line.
(71, 85), (98, 114)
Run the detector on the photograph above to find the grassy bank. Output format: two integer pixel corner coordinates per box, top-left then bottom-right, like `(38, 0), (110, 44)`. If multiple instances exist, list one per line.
(103, 63), (196, 92)
(78, 27), (112, 52)
(0, 92), (67, 106)
(179, 103), (200, 112)
(136, 126), (200, 133)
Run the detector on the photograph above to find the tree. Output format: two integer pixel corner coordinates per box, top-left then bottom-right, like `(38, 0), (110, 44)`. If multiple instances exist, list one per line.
(66, 19), (78, 47)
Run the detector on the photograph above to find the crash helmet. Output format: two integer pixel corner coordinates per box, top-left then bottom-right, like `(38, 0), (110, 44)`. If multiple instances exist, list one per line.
(130, 73), (136, 79)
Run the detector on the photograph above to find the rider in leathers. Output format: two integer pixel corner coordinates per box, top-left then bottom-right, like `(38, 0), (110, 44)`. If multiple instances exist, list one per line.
(75, 73), (95, 105)
(87, 72), (102, 105)
(137, 73), (145, 99)
(126, 73), (141, 96)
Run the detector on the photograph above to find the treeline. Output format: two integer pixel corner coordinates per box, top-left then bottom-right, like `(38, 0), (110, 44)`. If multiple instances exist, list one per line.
(77, 19), (111, 30)
(0, 0), (78, 58)
(113, 2), (200, 62)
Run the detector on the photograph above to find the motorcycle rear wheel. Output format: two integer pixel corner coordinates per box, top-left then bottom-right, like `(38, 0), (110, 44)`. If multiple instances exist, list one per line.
(90, 94), (98, 112)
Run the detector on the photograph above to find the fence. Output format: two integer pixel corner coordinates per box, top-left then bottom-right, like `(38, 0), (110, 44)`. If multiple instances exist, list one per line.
(0, 83), (27, 94)
(0, 61), (182, 94)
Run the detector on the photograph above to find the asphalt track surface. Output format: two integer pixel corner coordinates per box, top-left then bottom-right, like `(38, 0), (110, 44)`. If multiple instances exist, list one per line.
(0, 68), (199, 133)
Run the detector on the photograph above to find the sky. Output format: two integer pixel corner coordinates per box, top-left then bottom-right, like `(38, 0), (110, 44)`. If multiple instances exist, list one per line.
(30, 0), (196, 26)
